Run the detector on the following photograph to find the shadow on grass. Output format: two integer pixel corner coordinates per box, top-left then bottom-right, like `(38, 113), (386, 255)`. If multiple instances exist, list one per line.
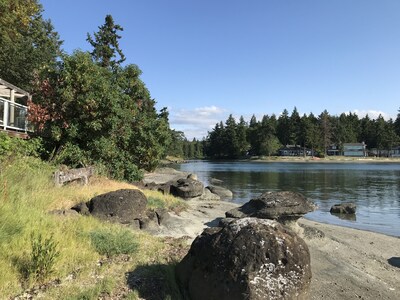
(388, 257), (400, 268)
(126, 263), (183, 300)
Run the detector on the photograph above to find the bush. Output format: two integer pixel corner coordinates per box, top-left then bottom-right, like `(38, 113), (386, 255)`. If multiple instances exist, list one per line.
(0, 132), (43, 159)
(89, 228), (138, 257)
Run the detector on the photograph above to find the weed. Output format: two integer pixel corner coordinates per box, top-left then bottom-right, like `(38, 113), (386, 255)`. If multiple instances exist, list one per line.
(89, 228), (138, 257)
(28, 233), (60, 283)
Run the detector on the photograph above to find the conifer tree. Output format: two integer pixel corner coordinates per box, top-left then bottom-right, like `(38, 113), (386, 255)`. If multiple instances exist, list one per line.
(87, 15), (126, 69)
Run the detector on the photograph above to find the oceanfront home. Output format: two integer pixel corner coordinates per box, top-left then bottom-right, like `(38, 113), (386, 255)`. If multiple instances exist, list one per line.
(389, 146), (400, 157)
(0, 78), (30, 138)
(279, 145), (314, 156)
(343, 142), (367, 157)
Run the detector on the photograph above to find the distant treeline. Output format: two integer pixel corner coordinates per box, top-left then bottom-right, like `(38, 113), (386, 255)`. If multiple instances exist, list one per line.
(171, 108), (400, 159)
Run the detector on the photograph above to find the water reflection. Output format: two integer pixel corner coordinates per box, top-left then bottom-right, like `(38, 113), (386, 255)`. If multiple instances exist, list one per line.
(176, 161), (400, 236)
(330, 212), (357, 222)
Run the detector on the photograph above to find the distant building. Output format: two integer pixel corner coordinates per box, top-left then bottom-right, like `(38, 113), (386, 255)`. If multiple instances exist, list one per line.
(390, 146), (400, 157)
(343, 142), (367, 157)
(279, 145), (314, 157)
(327, 145), (341, 156)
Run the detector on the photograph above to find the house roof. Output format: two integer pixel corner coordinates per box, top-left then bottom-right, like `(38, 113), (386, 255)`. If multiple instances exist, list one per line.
(0, 78), (30, 99)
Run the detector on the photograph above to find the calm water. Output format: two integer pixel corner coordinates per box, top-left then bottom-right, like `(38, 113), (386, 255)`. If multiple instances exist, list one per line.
(175, 161), (400, 237)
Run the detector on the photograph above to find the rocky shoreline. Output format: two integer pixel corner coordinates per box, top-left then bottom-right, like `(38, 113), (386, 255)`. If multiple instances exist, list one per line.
(140, 168), (400, 299)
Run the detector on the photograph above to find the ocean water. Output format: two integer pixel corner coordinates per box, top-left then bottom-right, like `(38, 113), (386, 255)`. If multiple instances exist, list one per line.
(175, 160), (400, 237)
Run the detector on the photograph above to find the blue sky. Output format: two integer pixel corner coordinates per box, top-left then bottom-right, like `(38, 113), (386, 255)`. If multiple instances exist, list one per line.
(40, 0), (400, 139)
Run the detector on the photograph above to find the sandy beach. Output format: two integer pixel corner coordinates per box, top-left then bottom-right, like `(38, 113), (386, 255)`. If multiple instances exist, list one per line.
(156, 199), (400, 300)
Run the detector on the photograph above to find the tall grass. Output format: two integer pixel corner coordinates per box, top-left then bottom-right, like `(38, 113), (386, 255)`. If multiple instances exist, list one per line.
(0, 155), (187, 298)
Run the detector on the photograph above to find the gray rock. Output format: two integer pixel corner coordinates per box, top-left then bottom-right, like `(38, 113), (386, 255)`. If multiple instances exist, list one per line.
(88, 189), (147, 224)
(176, 217), (311, 300)
(226, 191), (316, 224)
(210, 177), (224, 185)
(194, 188), (221, 201)
(71, 202), (90, 215)
(206, 185), (233, 199)
(330, 203), (356, 214)
(170, 178), (204, 199)
(139, 211), (160, 232)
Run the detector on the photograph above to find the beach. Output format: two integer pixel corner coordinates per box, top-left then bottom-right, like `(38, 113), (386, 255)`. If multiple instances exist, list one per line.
(157, 199), (400, 300)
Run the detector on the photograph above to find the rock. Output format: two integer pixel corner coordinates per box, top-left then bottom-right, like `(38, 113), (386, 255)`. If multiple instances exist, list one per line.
(187, 173), (198, 180)
(154, 208), (170, 224)
(218, 217), (236, 227)
(226, 191), (316, 224)
(210, 177), (224, 185)
(139, 211), (160, 232)
(141, 181), (173, 195)
(176, 217), (311, 300)
(142, 168), (190, 185)
(88, 189), (147, 224)
(71, 202), (90, 215)
(330, 203), (356, 214)
(206, 185), (233, 199)
(170, 178), (204, 199)
(193, 188), (221, 201)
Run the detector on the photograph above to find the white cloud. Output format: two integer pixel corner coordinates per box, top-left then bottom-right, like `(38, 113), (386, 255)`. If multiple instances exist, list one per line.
(169, 106), (228, 139)
(349, 109), (395, 120)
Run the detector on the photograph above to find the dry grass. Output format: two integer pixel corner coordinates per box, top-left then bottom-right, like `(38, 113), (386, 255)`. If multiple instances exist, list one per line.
(0, 156), (187, 299)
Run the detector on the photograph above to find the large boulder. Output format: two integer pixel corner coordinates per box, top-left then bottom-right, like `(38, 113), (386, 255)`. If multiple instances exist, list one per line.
(88, 189), (147, 224)
(226, 191), (315, 224)
(176, 218), (311, 300)
(330, 203), (356, 214)
(206, 185), (233, 199)
(170, 178), (204, 199)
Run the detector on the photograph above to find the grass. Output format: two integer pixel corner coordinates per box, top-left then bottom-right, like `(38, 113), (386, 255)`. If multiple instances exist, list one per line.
(0, 155), (188, 299)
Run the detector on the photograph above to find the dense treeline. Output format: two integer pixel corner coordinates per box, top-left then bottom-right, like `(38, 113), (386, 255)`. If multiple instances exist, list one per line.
(204, 108), (400, 159)
(1, 1), (172, 181)
(167, 130), (204, 159)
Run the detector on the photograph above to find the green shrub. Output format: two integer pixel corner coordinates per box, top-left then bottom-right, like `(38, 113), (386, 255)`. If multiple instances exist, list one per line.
(0, 132), (43, 158)
(89, 228), (138, 257)
(28, 233), (60, 283)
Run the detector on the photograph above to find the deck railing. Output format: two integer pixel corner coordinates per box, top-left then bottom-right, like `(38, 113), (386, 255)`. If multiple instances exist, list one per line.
(0, 97), (29, 132)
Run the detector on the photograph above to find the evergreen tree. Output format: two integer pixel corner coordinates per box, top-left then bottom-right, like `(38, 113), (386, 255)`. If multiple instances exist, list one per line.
(87, 15), (126, 69)
(225, 114), (240, 158)
(290, 107), (301, 145)
(318, 110), (332, 155)
(236, 116), (249, 156)
(277, 109), (291, 146)
(394, 108), (400, 137)
(248, 115), (260, 155)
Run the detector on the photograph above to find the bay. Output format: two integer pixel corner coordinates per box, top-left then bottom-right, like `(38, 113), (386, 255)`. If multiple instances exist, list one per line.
(175, 160), (400, 237)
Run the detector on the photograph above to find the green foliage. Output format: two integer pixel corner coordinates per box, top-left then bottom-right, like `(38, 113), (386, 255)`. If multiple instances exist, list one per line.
(0, 132), (43, 159)
(205, 108), (400, 158)
(30, 49), (170, 180)
(28, 233), (60, 283)
(0, 0), (62, 90)
(87, 14), (125, 69)
(89, 228), (138, 257)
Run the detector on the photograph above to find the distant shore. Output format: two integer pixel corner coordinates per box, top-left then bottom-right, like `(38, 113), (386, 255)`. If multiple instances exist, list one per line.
(247, 155), (400, 163)
(162, 155), (400, 165)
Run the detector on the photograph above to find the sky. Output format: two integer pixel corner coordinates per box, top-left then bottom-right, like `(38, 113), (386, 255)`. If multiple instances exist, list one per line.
(40, 0), (400, 139)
